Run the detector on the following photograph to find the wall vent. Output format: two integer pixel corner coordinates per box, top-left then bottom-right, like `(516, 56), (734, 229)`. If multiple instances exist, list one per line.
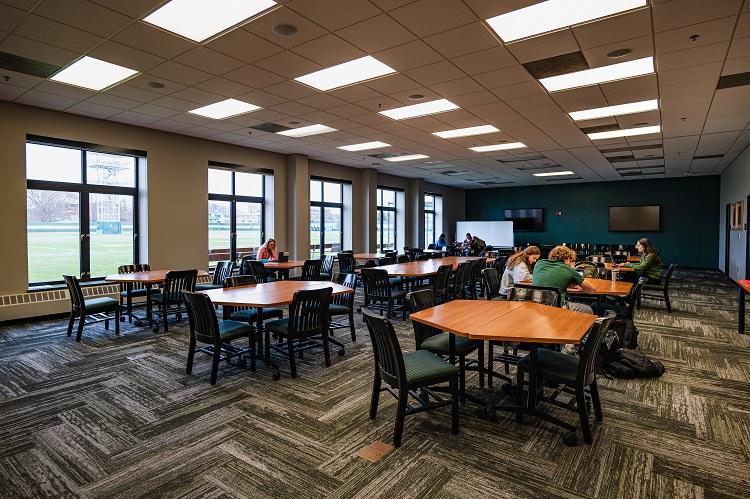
(717, 72), (750, 90)
(0, 284), (120, 308)
(0, 51), (61, 78)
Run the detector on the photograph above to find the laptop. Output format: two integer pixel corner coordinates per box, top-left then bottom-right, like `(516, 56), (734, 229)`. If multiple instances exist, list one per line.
(277, 252), (289, 263)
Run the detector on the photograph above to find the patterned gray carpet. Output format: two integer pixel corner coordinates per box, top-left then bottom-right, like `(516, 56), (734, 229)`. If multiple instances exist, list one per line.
(1, 269), (749, 498)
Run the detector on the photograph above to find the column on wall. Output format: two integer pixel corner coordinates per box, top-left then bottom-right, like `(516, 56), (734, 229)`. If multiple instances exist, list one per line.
(408, 178), (424, 248)
(360, 168), (378, 252)
(285, 154), (310, 260)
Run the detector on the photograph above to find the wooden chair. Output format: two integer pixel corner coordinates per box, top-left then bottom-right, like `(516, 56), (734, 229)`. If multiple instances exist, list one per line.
(151, 270), (197, 332)
(363, 309), (459, 447)
(640, 263), (676, 313)
(330, 273), (357, 342)
(297, 259), (323, 281)
(431, 264), (453, 303)
(196, 260), (234, 291)
(117, 263), (156, 322)
(361, 268), (407, 319)
(64, 275), (120, 342)
(223, 275), (284, 324)
(481, 267), (502, 300)
(320, 255), (335, 281)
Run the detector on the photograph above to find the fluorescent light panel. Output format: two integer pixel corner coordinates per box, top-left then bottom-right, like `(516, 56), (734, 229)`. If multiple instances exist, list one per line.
(143, 0), (277, 42)
(189, 99), (260, 119)
(277, 124), (337, 138)
(540, 57), (654, 92)
(569, 99), (658, 121)
(295, 56), (395, 91)
(469, 142), (527, 152)
(337, 141), (391, 152)
(587, 125), (661, 140)
(384, 154), (429, 162)
(50, 56), (138, 91)
(433, 125), (500, 139)
(379, 99), (459, 120)
(486, 0), (646, 42)
(533, 171), (575, 177)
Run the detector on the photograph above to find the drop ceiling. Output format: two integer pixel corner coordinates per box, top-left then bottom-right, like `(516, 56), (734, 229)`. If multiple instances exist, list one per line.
(0, 0), (749, 189)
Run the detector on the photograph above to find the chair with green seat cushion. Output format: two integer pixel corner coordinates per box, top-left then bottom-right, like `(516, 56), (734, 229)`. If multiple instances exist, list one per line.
(319, 255), (335, 281)
(295, 259), (322, 281)
(329, 273), (357, 342)
(151, 270), (197, 332)
(362, 309), (458, 448)
(265, 286), (335, 378)
(361, 268), (407, 319)
(222, 275), (284, 324)
(448, 261), (472, 299)
(64, 275), (120, 342)
(183, 291), (255, 385)
(117, 264), (158, 322)
(196, 260), (234, 291)
(516, 311), (615, 445)
(406, 289), (484, 402)
(639, 263), (676, 313)
(431, 264), (452, 303)
(240, 257), (276, 283)
(482, 267), (501, 300)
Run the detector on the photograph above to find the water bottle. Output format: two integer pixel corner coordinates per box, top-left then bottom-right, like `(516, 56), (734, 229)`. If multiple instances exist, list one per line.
(611, 268), (618, 283)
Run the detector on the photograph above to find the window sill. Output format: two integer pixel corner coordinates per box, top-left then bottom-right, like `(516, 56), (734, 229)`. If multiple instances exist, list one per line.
(28, 279), (109, 293)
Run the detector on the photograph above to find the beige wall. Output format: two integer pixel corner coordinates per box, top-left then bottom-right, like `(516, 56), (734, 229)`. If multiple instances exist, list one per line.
(0, 101), (465, 319)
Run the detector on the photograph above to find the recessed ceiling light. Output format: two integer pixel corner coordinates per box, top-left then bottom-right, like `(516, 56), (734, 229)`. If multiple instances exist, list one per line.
(533, 171), (575, 177)
(295, 56), (395, 91)
(408, 93), (425, 100)
(485, 0), (646, 42)
(379, 99), (459, 120)
(607, 48), (632, 58)
(433, 125), (500, 139)
(384, 154), (429, 162)
(540, 56), (654, 92)
(272, 23), (297, 36)
(143, 0), (277, 42)
(277, 124), (337, 138)
(188, 98), (261, 119)
(469, 142), (527, 152)
(147, 81), (165, 89)
(50, 56), (138, 91)
(569, 99), (658, 121)
(338, 141), (391, 152)
(587, 125), (661, 140)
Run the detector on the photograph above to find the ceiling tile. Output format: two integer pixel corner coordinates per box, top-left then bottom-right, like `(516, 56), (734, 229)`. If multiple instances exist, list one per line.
(291, 34), (366, 67)
(424, 21), (498, 59)
(657, 41), (730, 72)
(89, 0), (162, 18)
(174, 46), (246, 76)
(728, 35), (750, 59)
(89, 40), (165, 73)
(106, 83), (163, 102)
(113, 22), (196, 59)
(474, 65), (534, 89)
(243, 7), (328, 49)
(235, 89), (288, 107)
(254, 50), (322, 78)
(653, 0), (742, 32)
(328, 82), (382, 103)
(224, 64), (286, 88)
(430, 76), (484, 98)
(0, 3), (26, 32)
(206, 28), (284, 64)
(508, 30), (580, 63)
(390, 0), (477, 38)
(34, 0), (131, 38)
(16, 89), (79, 110)
(263, 80), (318, 100)
(86, 92), (142, 110)
(67, 100), (121, 119)
(296, 93), (348, 110)
(15, 14), (103, 53)
(655, 16), (736, 54)
(572, 8), (652, 49)
(0, 33), (78, 66)
(194, 77), (253, 98)
(336, 14), (416, 53)
(452, 45), (515, 74)
(374, 40), (444, 71)
(126, 73), (186, 95)
(148, 61), (214, 86)
(287, 0), (381, 31)
(405, 60), (466, 85)
(583, 35), (654, 69)
(363, 73), (420, 94)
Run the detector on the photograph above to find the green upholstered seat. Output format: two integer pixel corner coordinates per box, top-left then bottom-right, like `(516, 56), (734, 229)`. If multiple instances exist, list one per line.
(264, 318), (289, 335)
(229, 307), (283, 322)
(83, 297), (119, 312)
(195, 283), (222, 291)
(328, 304), (350, 316)
(389, 277), (403, 287)
(217, 320), (255, 341)
(119, 288), (158, 298)
(420, 332), (481, 356)
(517, 348), (578, 384)
(403, 350), (459, 386)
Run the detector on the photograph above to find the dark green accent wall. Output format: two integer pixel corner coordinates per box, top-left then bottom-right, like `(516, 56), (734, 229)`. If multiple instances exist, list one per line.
(465, 177), (720, 268)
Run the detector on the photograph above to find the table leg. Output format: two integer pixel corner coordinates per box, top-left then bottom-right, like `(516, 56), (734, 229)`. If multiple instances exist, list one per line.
(256, 307), (281, 380)
(527, 345), (539, 411)
(740, 288), (746, 335)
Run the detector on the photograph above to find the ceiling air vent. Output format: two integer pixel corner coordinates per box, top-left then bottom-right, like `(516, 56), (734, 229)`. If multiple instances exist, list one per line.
(523, 51), (589, 79)
(608, 155), (636, 163)
(478, 181), (514, 186)
(249, 122), (292, 133)
(0, 51), (60, 78)
(693, 154), (724, 159)
(580, 123), (620, 134)
(367, 152), (400, 159)
(599, 143), (663, 153)
(717, 72), (750, 90)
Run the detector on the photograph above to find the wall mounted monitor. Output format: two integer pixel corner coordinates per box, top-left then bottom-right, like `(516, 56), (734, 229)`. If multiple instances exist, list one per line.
(609, 205), (661, 231)
(504, 208), (544, 231)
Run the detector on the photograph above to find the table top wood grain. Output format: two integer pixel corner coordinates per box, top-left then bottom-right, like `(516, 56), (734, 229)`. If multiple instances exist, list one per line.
(263, 260), (306, 270)
(519, 277), (632, 297)
(371, 256), (485, 277)
(201, 280), (353, 307)
(104, 269), (209, 284)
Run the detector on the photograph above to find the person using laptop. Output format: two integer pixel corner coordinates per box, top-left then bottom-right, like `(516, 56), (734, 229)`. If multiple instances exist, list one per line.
(435, 233), (447, 249)
(618, 237), (662, 284)
(256, 238), (278, 262)
(532, 245), (596, 314)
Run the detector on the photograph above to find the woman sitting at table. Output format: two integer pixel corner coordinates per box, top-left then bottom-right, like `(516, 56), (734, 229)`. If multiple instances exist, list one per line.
(619, 238), (662, 284)
(499, 245), (540, 296)
(435, 233), (447, 249)
(256, 238), (278, 262)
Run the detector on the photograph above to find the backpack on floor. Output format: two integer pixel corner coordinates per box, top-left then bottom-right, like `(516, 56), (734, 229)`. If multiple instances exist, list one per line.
(603, 349), (665, 379)
(610, 317), (639, 349)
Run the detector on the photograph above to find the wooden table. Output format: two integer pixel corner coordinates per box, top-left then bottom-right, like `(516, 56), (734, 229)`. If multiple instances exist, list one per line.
(627, 256), (640, 263)
(105, 269), (209, 328)
(423, 248), (447, 254)
(263, 260), (306, 270)
(353, 253), (385, 260)
(603, 263), (634, 272)
(520, 277), (632, 297)
(203, 280), (353, 379)
(372, 256), (484, 277)
(735, 279), (750, 334)
(410, 300), (596, 427)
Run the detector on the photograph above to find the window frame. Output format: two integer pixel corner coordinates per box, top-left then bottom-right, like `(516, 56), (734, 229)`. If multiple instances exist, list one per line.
(25, 136), (142, 286)
(310, 177), (344, 257)
(208, 165), (266, 264)
(424, 193), (440, 247)
(376, 186), (398, 252)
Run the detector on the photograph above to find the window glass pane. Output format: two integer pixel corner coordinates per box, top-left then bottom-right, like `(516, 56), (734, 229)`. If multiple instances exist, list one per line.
(236, 202), (262, 258)
(208, 200), (231, 264)
(89, 194), (134, 277)
(310, 180), (322, 202)
(26, 143), (81, 183)
(323, 182), (341, 203)
(324, 207), (342, 254)
(425, 212), (434, 247)
(382, 189), (396, 208)
(309, 206), (321, 258)
(86, 152), (136, 187)
(381, 210), (396, 251)
(377, 188), (382, 206)
(208, 169), (232, 195)
(424, 194), (434, 211)
(27, 189), (80, 282)
(376, 210), (382, 251)
(235, 172), (263, 197)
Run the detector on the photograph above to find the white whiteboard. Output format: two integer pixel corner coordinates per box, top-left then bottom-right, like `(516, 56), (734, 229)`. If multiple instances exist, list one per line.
(456, 221), (514, 247)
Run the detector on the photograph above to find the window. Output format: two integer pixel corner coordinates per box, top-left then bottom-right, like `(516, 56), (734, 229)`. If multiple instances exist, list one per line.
(310, 179), (343, 258)
(26, 139), (140, 285)
(377, 188), (397, 252)
(424, 193), (439, 247)
(208, 168), (265, 265)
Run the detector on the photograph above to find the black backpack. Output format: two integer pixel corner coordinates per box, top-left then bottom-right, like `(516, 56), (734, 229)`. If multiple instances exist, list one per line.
(603, 349), (665, 379)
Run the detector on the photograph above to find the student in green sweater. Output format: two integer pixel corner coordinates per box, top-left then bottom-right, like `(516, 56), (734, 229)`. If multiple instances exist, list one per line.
(620, 238), (662, 284)
(532, 245), (596, 314)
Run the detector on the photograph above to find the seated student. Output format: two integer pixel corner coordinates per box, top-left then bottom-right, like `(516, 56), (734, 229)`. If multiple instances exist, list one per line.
(500, 245), (540, 296)
(462, 232), (473, 255)
(472, 235), (486, 253)
(619, 238), (662, 284)
(532, 245), (596, 314)
(256, 238), (278, 262)
(435, 233), (447, 249)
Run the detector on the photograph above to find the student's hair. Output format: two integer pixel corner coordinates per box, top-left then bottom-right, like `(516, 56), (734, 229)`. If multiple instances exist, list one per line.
(506, 245), (540, 270)
(465, 233), (471, 238)
(637, 238), (661, 265)
(548, 245), (577, 262)
(261, 238), (276, 249)
(439, 233), (446, 239)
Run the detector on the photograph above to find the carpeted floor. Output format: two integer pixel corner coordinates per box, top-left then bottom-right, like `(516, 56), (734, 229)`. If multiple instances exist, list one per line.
(1, 269), (749, 498)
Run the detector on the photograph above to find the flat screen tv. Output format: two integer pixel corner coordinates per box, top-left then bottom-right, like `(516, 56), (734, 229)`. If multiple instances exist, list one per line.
(504, 208), (544, 231)
(609, 205), (661, 232)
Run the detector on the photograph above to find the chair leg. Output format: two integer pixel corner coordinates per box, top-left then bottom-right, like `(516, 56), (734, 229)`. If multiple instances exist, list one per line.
(665, 291), (672, 313)
(104, 318), (109, 331)
(590, 380), (603, 422)
(287, 337), (298, 378)
(450, 377), (459, 435)
(487, 341), (494, 388)
(163, 302), (169, 332)
(209, 346), (221, 385)
(186, 336), (196, 374)
(515, 368), (525, 423)
(322, 332), (332, 368)
(66, 313), (75, 336)
(127, 292), (133, 322)
(576, 387), (592, 444)
(75, 314), (85, 342)
(348, 311), (356, 341)
(477, 343), (485, 389)
(459, 356), (466, 404)
(249, 336), (256, 372)
(114, 308), (120, 335)
(370, 372), (381, 419)
(393, 388), (409, 448)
